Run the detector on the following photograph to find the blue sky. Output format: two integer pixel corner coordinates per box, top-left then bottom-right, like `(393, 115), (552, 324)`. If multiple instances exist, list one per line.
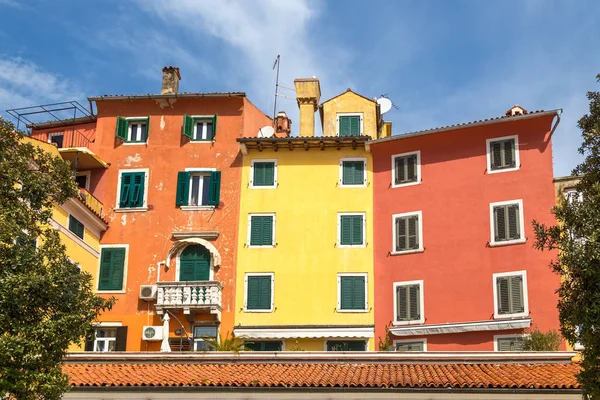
(1, 0), (599, 176)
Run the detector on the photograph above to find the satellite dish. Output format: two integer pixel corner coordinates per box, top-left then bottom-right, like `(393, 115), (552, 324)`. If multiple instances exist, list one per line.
(377, 97), (393, 115)
(258, 126), (275, 138)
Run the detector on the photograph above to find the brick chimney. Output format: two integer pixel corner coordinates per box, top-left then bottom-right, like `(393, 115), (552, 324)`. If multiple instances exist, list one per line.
(161, 66), (181, 95)
(293, 78), (321, 137)
(275, 111), (292, 137)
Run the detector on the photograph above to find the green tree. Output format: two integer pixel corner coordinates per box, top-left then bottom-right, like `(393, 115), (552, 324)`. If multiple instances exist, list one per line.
(533, 74), (600, 399)
(522, 327), (562, 351)
(201, 331), (247, 352)
(0, 119), (114, 399)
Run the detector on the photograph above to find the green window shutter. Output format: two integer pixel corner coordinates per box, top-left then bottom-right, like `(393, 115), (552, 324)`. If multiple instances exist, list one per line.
(246, 276), (272, 310)
(352, 215), (363, 245)
(144, 117), (150, 141)
(497, 338), (512, 351)
(494, 206), (507, 241)
(98, 247), (125, 291)
(507, 204), (520, 239)
(406, 155), (417, 182)
(409, 284), (420, 320)
(497, 276), (510, 314)
(395, 157), (405, 184)
(183, 114), (194, 139)
(396, 342), (423, 352)
(339, 116), (350, 136)
(119, 173), (133, 207)
(503, 140), (515, 167)
(340, 277), (355, 310)
(130, 172), (145, 207)
(250, 216), (273, 246)
(510, 275), (524, 313)
(115, 117), (127, 140)
(342, 161), (364, 185)
(176, 171), (190, 206)
(211, 114), (218, 140)
(349, 116), (361, 135)
(345, 276), (366, 310)
(68, 215), (84, 239)
(179, 245), (210, 281)
(396, 285), (408, 321)
(408, 216), (419, 249)
(207, 171), (221, 206)
(491, 141), (502, 169)
(340, 215), (363, 245)
(397, 284), (420, 321)
(253, 162), (275, 186)
(258, 276), (272, 309)
(396, 217), (406, 251)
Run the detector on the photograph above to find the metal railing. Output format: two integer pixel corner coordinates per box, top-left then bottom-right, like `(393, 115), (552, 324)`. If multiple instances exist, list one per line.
(78, 188), (103, 217)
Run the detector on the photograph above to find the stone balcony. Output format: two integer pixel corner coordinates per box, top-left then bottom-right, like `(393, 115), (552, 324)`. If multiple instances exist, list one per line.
(155, 281), (223, 320)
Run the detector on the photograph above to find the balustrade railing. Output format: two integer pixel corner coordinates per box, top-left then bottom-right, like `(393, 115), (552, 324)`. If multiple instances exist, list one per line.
(156, 281), (223, 310)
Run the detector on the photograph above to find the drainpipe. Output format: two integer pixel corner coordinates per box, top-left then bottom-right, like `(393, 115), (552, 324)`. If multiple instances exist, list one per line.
(550, 109), (562, 138)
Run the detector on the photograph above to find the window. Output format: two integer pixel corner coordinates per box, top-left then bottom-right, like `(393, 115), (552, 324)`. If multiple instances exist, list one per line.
(490, 200), (525, 245)
(566, 189), (583, 204)
(250, 160), (277, 188)
(337, 114), (362, 136)
(176, 170), (221, 207)
(340, 158), (366, 187)
(392, 211), (423, 254)
(337, 274), (368, 312)
(338, 213), (365, 247)
(98, 247), (126, 291)
(326, 340), (366, 351)
(392, 151), (420, 187)
(48, 132), (64, 148)
(179, 245), (211, 281)
(244, 273), (274, 312)
(495, 335), (525, 351)
(193, 326), (218, 351)
(75, 171), (90, 190)
(85, 326), (127, 352)
(68, 215), (84, 240)
(394, 280), (424, 324)
(245, 341), (283, 351)
(117, 170), (148, 209)
(493, 271), (528, 318)
(115, 116), (149, 143)
(183, 114), (218, 142)
(394, 340), (426, 352)
(248, 214), (275, 247)
(487, 135), (519, 173)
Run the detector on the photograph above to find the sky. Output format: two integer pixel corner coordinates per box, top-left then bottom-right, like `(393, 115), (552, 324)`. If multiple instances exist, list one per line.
(1, 0), (599, 176)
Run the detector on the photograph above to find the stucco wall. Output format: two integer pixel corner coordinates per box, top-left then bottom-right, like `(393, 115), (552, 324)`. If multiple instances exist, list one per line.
(320, 91), (377, 137)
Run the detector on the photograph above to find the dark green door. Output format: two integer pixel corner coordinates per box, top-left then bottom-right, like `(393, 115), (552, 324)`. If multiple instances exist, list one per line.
(179, 245), (211, 281)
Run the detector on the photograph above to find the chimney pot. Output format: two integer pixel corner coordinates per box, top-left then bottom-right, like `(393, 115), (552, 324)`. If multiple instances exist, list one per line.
(275, 111), (292, 137)
(161, 66), (181, 95)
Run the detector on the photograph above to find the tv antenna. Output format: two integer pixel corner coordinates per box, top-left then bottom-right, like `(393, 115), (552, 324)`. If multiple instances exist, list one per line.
(272, 55), (280, 123)
(378, 94), (400, 111)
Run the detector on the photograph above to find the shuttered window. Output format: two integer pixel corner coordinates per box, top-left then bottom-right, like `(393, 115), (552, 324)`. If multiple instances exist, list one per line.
(394, 153), (419, 185)
(68, 215), (84, 240)
(395, 341), (425, 352)
(252, 162), (276, 187)
(341, 160), (365, 186)
(493, 203), (521, 242)
(395, 214), (420, 252)
(176, 171), (221, 207)
(396, 283), (421, 322)
(339, 115), (361, 136)
(119, 172), (146, 208)
(327, 340), (366, 351)
(249, 215), (274, 246)
(98, 247), (126, 291)
(182, 114), (218, 141)
(496, 336), (525, 351)
(496, 274), (525, 315)
(339, 214), (364, 246)
(116, 117), (149, 143)
(489, 138), (516, 171)
(245, 341), (283, 351)
(246, 275), (273, 311)
(339, 275), (367, 311)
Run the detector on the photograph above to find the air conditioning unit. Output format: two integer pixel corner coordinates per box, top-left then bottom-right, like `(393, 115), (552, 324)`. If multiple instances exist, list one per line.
(142, 326), (163, 341)
(139, 285), (157, 301)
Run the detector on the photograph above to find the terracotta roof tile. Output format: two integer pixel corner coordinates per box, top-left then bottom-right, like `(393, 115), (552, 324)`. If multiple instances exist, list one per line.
(63, 362), (580, 389)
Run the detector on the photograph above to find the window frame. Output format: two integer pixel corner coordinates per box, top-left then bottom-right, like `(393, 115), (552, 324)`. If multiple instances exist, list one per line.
(48, 132), (65, 148)
(337, 273), (368, 313)
(123, 117), (149, 145)
(250, 159), (278, 189)
(96, 244), (129, 294)
(566, 189), (583, 204)
(68, 214), (85, 240)
(493, 333), (527, 351)
(393, 280), (425, 325)
(247, 213), (276, 248)
(393, 339), (427, 352)
(324, 340), (367, 351)
(489, 199), (525, 246)
(93, 327), (118, 352)
(185, 114), (217, 143)
(492, 270), (529, 319)
(337, 212), (366, 248)
(244, 272), (274, 313)
(75, 170), (91, 191)
(391, 211), (424, 255)
(486, 135), (520, 174)
(193, 325), (219, 351)
(178, 168), (218, 210)
(391, 151), (421, 188)
(336, 112), (363, 136)
(175, 244), (214, 282)
(339, 157), (367, 188)
(115, 168), (150, 212)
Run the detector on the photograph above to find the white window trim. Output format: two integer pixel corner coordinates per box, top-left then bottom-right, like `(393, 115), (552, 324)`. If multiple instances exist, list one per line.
(393, 280), (425, 326)
(391, 151), (421, 188)
(249, 159), (278, 189)
(339, 157), (367, 188)
(123, 117), (149, 145)
(393, 338), (428, 352)
(190, 115), (216, 143)
(323, 339), (368, 351)
(493, 333), (528, 351)
(93, 327), (117, 353)
(76, 170), (91, 191)
(96, 244), (129, 294)
(391, 211), (424, 255)
(182, 168), (217, 210)
(489, 199), (526, 246)
(247, 213), (276, 248)
(337, 212), (367, 248)
(492, 270), (529, 319)
(336, 112), (364, 136)
(114, 168), (150, 212)
(67, 213), (85, 241)
(48, 131), (64, 145)
(486, 135), (520, 174)
(336, 273), (369, 313)
(175, 244), (215, 282)
(244, 272), (274, 313)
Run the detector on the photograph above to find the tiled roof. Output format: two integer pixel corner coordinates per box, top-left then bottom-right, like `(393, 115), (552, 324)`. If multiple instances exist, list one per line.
(64, 361), (579, 390)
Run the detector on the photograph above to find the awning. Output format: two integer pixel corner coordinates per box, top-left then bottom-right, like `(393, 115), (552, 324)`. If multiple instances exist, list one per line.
(59, 147), (109, 169)
(390, 318), (532, 337)
(233, 326), (374, 339)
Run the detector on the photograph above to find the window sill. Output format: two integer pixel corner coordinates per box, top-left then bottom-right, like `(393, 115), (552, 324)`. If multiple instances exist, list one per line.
(96, 290), (126, 294)
(392, 320), (425, 326)
(489, 238), (526, 247)
(337, 308), (369, 313)
(339, 183), (367, 188)
(244, 309), (274, 313)
(391, 180), (421, 188)
(249, 185), (277, 189)
(189, 140), (215, 143)
(494, 312), (529, 320)
(122, 142), (148, 146)
(338, 244), (366, 248)
(390, 248), (424, 256)
(180, 205), (215, 211)
(487, 167), (520, 174)
(247, 245), (275, 248)
(114, 207), (148, 213)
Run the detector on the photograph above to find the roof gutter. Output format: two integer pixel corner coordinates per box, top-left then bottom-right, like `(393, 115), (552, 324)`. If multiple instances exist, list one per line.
(88, 92), (246, 101)
(549, 108), (562, 138)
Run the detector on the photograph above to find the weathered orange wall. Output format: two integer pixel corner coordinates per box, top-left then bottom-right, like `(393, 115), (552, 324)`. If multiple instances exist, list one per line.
(30, 122), (97, 149)
(371, 115), (562, 350)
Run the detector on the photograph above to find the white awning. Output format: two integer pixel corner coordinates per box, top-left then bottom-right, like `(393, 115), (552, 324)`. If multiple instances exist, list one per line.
(234, 327), (374, 339)
(390, 318), (532, 337)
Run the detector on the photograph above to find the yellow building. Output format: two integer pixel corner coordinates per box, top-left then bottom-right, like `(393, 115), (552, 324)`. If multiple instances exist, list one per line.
(233, 78), (381, 351)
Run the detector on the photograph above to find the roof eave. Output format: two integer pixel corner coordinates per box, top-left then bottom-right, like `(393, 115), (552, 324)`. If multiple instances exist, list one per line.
(88, 92), (246, 101)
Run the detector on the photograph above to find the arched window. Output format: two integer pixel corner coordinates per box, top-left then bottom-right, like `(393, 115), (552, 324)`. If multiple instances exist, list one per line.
(179, 245), (211, 281)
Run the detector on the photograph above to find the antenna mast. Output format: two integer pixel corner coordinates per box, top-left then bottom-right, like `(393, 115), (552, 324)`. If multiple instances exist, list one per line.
(272, 55), (280, 123)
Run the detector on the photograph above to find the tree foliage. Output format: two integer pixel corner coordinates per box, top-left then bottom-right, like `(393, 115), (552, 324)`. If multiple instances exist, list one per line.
(533, 74), (600, 399)
(201, 331), (247, 352)
(522, 327), (562, 351)
(0, 119), (113, 399)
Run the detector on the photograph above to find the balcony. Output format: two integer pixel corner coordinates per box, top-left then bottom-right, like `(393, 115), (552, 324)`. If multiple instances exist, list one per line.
(155, 281), (223, 320)
(78, 188), (104, 217)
